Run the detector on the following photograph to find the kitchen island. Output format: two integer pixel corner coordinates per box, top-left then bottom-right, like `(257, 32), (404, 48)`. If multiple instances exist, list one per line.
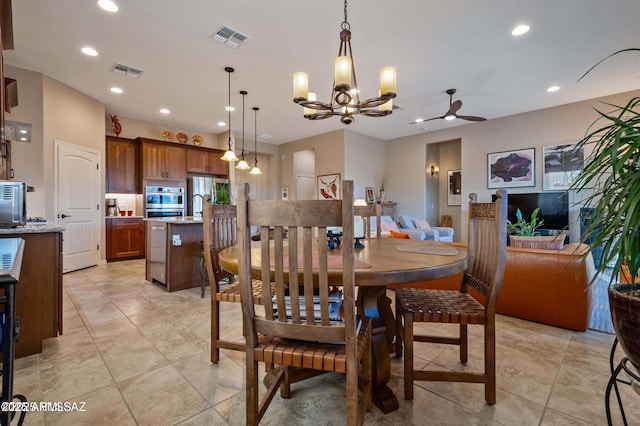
(144, 217), (204, 292)
(0, 225), (64, 358)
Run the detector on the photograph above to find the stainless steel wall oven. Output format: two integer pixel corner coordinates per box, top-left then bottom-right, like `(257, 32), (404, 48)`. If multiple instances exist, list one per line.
(144, 186), (185, 218)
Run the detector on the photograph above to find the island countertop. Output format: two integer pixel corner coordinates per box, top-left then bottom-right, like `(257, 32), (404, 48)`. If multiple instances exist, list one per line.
(0, 225), (65, 235)
(143, 216), (203, 224)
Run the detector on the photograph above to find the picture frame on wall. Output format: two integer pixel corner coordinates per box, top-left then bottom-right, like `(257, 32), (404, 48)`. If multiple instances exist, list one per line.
(487, 148), (535, 188)
(317, 173), (341, 200)
(542, 144), (584, 190)
(448, 170), (462, 206)
(365, 186), (375, 203)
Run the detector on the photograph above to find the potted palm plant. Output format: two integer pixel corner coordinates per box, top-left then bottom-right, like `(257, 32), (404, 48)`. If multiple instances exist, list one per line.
(572, 48), (640, 368)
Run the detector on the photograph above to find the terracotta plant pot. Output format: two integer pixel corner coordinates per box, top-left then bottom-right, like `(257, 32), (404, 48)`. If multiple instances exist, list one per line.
(609, 284), (640, 368)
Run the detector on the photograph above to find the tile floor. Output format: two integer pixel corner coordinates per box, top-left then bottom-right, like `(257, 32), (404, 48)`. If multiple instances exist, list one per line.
(8, 259), (640, 425)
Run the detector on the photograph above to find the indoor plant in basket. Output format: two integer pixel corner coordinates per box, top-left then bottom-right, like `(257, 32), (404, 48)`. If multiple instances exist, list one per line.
(507, 208), (566, 249)
(571, 49), (640, 369)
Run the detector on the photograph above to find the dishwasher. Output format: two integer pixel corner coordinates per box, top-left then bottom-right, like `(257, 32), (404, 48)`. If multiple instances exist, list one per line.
(149, 222), (167, 285)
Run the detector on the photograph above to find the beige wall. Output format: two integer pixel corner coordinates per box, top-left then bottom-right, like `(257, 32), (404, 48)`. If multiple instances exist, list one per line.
(278, 130), (345, 199)
(344, 130), (386, 201)
(42, 75), (106, 218)
(387, 88), (640, 242)
(4, 65), (45, 217)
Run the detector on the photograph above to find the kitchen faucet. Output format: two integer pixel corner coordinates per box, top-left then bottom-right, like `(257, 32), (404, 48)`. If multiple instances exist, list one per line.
(192, 194), (204, 217)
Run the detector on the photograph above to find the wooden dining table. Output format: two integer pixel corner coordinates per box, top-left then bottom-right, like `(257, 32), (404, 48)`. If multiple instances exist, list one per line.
(218, 237), (467, 414)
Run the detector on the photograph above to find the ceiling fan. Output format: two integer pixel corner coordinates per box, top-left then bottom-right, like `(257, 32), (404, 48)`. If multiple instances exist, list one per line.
(412, 89), (487, 124)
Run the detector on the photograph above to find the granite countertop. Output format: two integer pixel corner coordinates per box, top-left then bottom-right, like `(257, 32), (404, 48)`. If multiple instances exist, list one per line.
(0, 224), (65, 234)
(106, 215), (145, 219)
(143, 216), (203, 224)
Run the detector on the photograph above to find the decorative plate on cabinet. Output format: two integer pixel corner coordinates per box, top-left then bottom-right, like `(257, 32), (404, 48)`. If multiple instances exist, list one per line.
(161, 129), (173, 141)
(192, 135), (204, 145)
(176, 132), (188, 143)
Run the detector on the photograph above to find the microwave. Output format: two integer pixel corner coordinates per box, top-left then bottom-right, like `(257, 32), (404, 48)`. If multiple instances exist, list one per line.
(0, 181), (26, 228)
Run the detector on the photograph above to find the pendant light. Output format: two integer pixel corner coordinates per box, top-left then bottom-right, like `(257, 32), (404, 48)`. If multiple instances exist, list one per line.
(236, 90), (250, 169)
(221, 66), (239, 162)
(249, 107), (262, 175)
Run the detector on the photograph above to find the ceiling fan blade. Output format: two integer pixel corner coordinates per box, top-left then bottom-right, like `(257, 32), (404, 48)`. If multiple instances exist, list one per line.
(457, 115), (487, 122)
(410, 116), (444, 124)
(446, 100), (462, 116)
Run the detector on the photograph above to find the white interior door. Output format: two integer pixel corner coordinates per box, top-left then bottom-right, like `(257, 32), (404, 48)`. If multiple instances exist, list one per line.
(56, 141), (101, 273)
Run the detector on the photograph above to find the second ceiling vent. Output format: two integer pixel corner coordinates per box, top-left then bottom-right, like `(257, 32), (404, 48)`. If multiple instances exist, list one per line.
(212, 26), (248, 49)
(111, 63), (144, 79)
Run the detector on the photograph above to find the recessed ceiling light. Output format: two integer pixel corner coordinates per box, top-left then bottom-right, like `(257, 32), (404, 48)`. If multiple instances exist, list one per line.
(81, 47), (98, 56)
(547, 85), (560, 93)
(110, 87), (123, 94)
(97, 0), (118, 12)
(160, 108), (170, 114)
(444, 115), (456, 121)
(414, 118), (425, 123)
(217, 121), (226, 127)
(512, 24), (530, 36)
(225, 106), (235, 112)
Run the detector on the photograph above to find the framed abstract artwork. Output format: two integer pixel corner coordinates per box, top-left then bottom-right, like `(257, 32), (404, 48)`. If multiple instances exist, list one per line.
(542, 144), (584, 190)
(487, 148), (535, 188)
(447, 170), (462, 206)
(317, 173), (341, 200)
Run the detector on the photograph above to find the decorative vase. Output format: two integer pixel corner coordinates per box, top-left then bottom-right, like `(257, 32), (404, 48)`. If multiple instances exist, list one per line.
(609, 284), (640, 368)
(378, 190), (385, 202)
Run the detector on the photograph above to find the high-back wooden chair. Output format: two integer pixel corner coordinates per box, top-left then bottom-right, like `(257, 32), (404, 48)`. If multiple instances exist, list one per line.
(354, 203), (381, 239)
(394, 189), (507, 405)
(203, 196), (269, 363)
(236, 180), (372, 425)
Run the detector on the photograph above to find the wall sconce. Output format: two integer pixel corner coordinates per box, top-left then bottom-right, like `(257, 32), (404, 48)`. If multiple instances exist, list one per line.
(430, 164), (440, 176)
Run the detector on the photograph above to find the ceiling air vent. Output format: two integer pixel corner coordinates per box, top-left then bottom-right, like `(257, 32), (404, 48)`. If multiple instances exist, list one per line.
(111, 63), (144, 79)
(213, 26), (249, 49)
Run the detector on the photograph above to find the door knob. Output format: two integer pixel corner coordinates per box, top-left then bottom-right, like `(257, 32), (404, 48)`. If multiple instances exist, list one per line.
(60, 213), (72, 218)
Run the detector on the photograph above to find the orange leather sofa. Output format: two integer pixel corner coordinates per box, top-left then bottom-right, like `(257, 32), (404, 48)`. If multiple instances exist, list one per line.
(392, 242), (594, 331)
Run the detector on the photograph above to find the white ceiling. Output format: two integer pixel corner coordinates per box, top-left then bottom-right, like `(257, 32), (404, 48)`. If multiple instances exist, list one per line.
(5, 0), (640, 145)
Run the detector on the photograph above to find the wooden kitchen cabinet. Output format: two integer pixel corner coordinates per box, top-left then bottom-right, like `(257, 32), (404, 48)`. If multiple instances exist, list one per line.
(138, 138), (187, 182)
(106, 136), (140, 193)
(186, 147), (228, 176)
(106, 217), (145, 261)
(0, 231), (63, 359)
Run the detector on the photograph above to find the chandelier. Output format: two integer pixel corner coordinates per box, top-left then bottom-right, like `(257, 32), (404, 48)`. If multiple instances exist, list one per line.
(221, 66), (239, 162)
(292, 0), (397, 125)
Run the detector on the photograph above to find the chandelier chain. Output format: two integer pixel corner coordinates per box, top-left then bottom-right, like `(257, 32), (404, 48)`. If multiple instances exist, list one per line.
(342, 0), (350, 31)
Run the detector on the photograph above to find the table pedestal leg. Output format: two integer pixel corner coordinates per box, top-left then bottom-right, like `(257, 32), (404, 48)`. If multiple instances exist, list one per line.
(358, 286), (399, 414)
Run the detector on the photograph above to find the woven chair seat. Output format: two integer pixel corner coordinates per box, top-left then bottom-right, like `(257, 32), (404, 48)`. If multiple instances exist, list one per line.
(395, 288), (486, 325)
(255, 318), (371, 374)
(216, 279), (272, 304)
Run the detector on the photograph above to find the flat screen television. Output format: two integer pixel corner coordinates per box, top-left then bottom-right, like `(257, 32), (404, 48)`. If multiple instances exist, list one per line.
(493, 192), (569, 231)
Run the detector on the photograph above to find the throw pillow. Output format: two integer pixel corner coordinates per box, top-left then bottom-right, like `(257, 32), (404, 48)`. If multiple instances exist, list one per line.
(380, 221), (399, 232)
(414, 219), (431, 230)
(390, 230), (410, 239)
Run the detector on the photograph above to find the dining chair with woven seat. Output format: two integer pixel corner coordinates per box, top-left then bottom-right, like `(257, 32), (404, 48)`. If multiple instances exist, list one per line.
(203, 196), (272, 364)
(394, 189), (507, 405)
(236, 180), (372, 425)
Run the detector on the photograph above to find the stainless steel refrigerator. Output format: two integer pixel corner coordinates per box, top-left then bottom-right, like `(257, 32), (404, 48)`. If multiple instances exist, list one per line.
(187, 176), (230, 217)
